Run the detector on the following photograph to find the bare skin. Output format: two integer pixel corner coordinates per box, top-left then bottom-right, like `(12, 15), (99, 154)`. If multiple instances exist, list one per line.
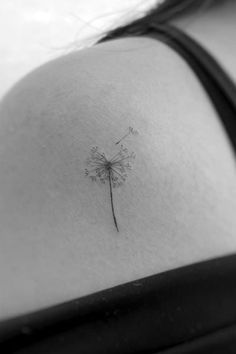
(0, 1), (236, 319)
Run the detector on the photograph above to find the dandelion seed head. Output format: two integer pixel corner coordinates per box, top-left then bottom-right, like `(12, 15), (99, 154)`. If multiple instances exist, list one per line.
(84, 145), (135, 187)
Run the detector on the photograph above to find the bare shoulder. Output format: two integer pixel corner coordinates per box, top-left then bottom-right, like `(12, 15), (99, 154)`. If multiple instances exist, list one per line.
(0, 36), (236, 319)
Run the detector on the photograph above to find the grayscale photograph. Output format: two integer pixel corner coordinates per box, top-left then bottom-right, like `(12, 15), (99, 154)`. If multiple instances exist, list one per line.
(0, 0), (236, 353)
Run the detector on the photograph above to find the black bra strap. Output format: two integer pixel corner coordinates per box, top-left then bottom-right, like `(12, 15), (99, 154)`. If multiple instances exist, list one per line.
(144, 22), (236, 156)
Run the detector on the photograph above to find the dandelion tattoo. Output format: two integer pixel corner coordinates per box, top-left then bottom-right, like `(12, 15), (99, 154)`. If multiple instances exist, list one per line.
(84, 141), (136, 232)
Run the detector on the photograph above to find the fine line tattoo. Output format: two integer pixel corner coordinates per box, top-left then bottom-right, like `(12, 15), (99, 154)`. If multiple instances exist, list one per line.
(84, 126), (138, 232)
(84, 145), (136, 232)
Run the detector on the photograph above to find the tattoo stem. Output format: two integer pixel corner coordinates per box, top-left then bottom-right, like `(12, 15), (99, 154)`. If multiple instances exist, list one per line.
(108, 169), (119, 232)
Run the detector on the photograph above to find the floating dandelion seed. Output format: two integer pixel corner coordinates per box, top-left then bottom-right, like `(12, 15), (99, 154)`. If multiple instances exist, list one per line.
(115, 126), (139, 145)
(84, 145), (136, 232)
